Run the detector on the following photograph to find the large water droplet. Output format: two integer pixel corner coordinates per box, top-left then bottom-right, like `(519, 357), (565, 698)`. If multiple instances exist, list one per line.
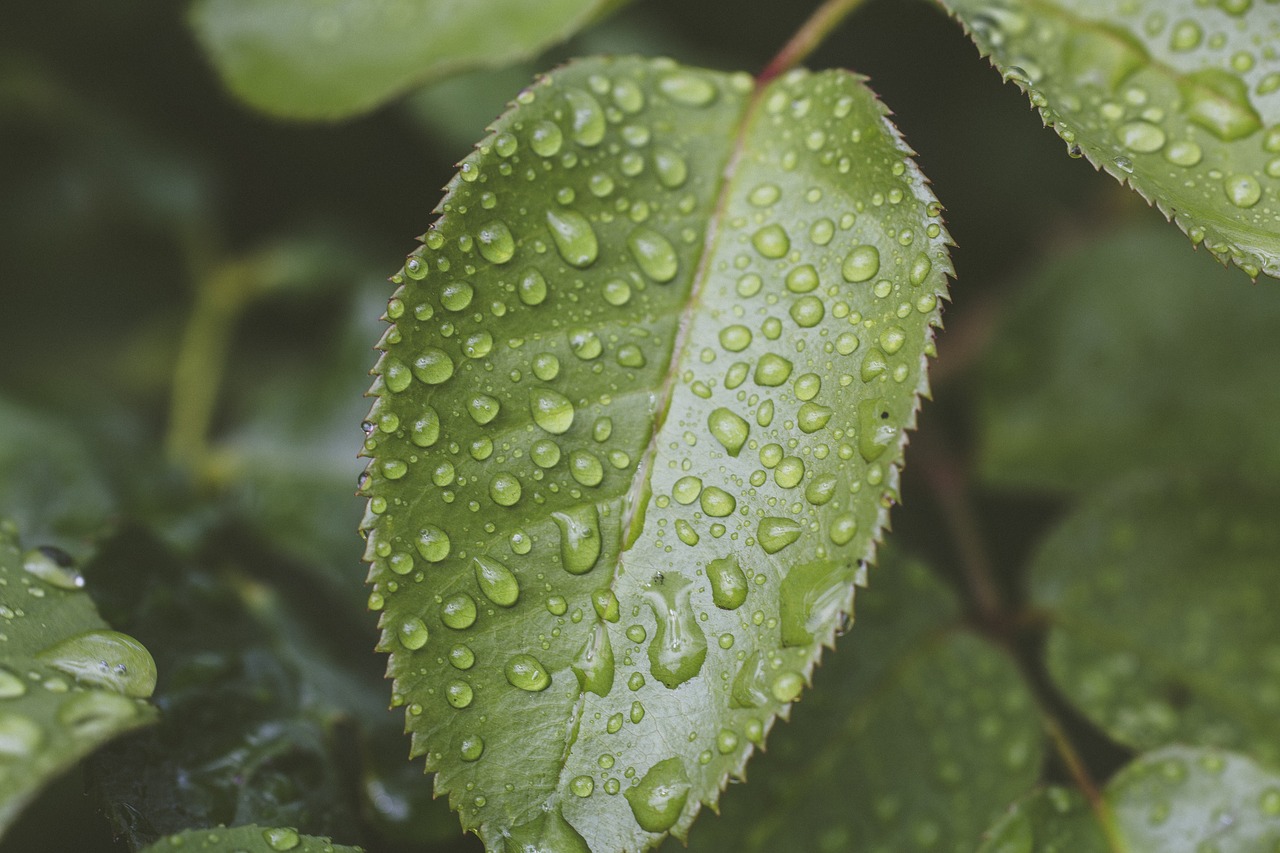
(474, 556), (520, 606)
(757, 517), (802, 554)
(531, 388), (575, 434)
(530, 120), (564, 157)
(518, 267), (548, 305)
(262, 827), (301, 852)
(572, 622), (615, 696)
(625, 757), (691, 832)
(565, 88), (606, 147)
(707, 556), (747, 610)
(399, 617), (430, 650)
(489, 473), (523, 507)
(653, 148), (689, 188)
(730, 650), (770, 708)
(36, 630), (157, 698)
(780, 560), (855, 646)
(1225, 174), (1262, 208)
(1116, 120), (1166, 153)
(857, 399), (897, 462)
(505, 808), (590, 853)
(842, 245), (880, 282)
(699, 487), (736, 518)
(553, 505), (602, 574)
(1180, 70), (1263, 141)
(416, 526), (451, 562)
(412, 348), (455, 385)
(628, 228), (679, 283)
(57, 690), (139, 739)
(751, 224), (790, 259)
(477, 220), (516, 264)
(707, 408), (749, 456)
(0, 713), (42, 759)
(505, 653), (551, 691)
(754, 354), (793, 386)
(659, 72), (717, 106)
(441, 593), (478, 630)
(22, 548), (84, 590)
(546, 209), (599, 268)
(644, 574), (707, 689)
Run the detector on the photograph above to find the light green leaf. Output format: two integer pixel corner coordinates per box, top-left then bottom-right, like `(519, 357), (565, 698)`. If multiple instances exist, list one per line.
(188, 0), (626, 119)
(1030, 472), (1280, 765)
(0, 521), (158, 837)
(361, 57), (951, 850)
(980, 747), (1280, 852)
(978, 225), (1280, 493)
(674, 555), (1041, 853)
(139, 824), (364, 853)
(940, 0), (1280, 278)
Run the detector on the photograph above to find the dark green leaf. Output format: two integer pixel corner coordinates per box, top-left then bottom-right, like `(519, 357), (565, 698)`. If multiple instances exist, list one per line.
(1030, 472), (1280, 764)
(980, 747), (1280, 852)
(978, 225), (1280, 493)
(676, 554), (1041, 853)
(188, 0), (626, 119)
(362, 57), (951, 849)
(0, 522), (158, 837)
(139, 823), (364, 853)
(941, 0), (1280, 278)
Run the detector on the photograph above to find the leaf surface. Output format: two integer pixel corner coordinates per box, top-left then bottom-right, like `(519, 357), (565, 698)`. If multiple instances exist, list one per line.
(1030, 472), (1280, 764)
(978, 225), (1280, 493)
(940, 0), (1280, 278)
(139, 823), (364, 853)
(674, 554), (1041, 853)
(188, 0), (625, 119)
(0, 522), (157, 837)
(361, 57), (951, 850)
(980, 747), (1280, 852)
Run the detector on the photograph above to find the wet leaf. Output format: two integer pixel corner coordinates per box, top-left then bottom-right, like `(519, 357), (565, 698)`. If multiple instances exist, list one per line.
(1030, 472), (1280, 764)
(980, 747), (1280, 852)
(361, 57), (951, 850)
(941, 0), (1280, 278)
(138, 823), (364, 853)
(978, 225), (1280, 493)
(675, 555), (1041, 853)
(188, 0), (627, 119)
(0, 521), (158, 838)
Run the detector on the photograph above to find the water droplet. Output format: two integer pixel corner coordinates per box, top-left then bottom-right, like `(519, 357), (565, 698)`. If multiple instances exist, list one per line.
(1225, 174), (1262, 208)
(1170, 20), (1203, 51)
(22, 548), (84, 590)
(530, 120), (564, 157)
(790, 296), (825, 327)
(565, 88), (606, 147)
(625, 757), (691, 832)
(780, 559), (854, 646)
(36, 630), (156, 698)
(1181, 70), (1263, 141)
(707, 408), (749, 456)
(774, 456), (805, 489)
(416, 526), (451, 562)
(262, 827), (300, 851)
(568, 328), (603, 360)
(532, 438), (562, 468)
(602, 278), (632, 306)
(572, 622), (615, 696)
(627, 228), (679, 283)
(751, 225), (790, 259)
(445, 679), (474, 708)
(554, 505), (602, 574)
(749, 184), (780, 207)
(654, 148), (688, 188)
(0, 668), (24, 699)
(412, 348), (454, 385)
(771, 670), (805, 703)
(613, 78), (645, 113)
(441, 593), (478, 630)
(1116, 120), (1166, 153)
(507, 808), (590, 853)
(0, 713), (42, 759)
(707, 556), (747, 610)
(489, 473), (523, 507)
(718, 325), (753, 353)
(785, 264), (819, 294)
(505, 653), (551, 691)
(570, 450), (605, 486)
(449, 643), (475, 669)
(468, 394), (500, 425)
(659, 72), (717, 106)
(441, 280), (474, 312)
(699, 487), (736, 518)
(644, 575), (707, 688)
(570, 775), (595, 797)
(1164, 140), (1203, 167)
(399, 617), (430, 650)
(858, 399), (897, 462)
(754, 354), (793, 386)
(518, 268), (548, 305)
(477, 220), (515, 264)
(531, 388), (575, 434)
(757, 518), (802, 554)
(474, 556), (520, 606)
(459, 733), (484, 761)
(630, 700), (645, 723)
(842, 245), (880, 282)
(672, 476), (703, 505)
(56, 691), (138, 739)
(546, 209), (599, 268)
(592, 588), (620, 622)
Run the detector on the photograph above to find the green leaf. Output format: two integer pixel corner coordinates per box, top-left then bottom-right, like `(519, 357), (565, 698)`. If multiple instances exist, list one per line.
(1030, 472), (1280, 765)
(361, 56), (951, 850)
(980, 747), (1280, 852)
(940, 0), (1280, 278)
(978, 225), (1280, 493)
(139, 823), (364, 853)
(188, 0), (626, 119)
(674, 554), (1041, 852)
(0, 396), (116, 559)
(0, 521), (158, 837)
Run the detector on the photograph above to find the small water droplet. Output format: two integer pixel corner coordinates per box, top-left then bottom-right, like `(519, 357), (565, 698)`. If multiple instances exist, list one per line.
(474, 556), (520, 606)
(1225, 174), (1263, 208)
(459, 733), (484, 761)
(625, 757), (691, 832)
(653, 148), (689, 188)
(505, 653), (551, 691)
(546, 209), (599, 268)
(1116, 120), (1166, 153)
(476, 220), (516, 264)
(754, 354), (794, 387)
(441, 593), (478, 630)
(659, 72), (717, 106)
(757, 517), (802, 554)
(412, 348), (455, 385)
(707, 408), (749, 456)
(751, 224), (790, 259)
(22, 548), (84, 590)
(445, 679), (474, 708)
(531, 388), (575, 434)
(530, 120), (564, 157)
(416, 526), (451, 562)
(628, 228), (679, 283)
(707, 556), (747, 610)
(842, 245), (880, 282)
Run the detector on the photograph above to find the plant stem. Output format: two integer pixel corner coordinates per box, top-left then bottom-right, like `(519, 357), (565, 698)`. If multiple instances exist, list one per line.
(760, 0), (870, 82)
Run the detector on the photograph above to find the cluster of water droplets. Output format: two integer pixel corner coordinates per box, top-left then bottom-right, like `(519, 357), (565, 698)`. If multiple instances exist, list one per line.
(959, 0), (1280, 276)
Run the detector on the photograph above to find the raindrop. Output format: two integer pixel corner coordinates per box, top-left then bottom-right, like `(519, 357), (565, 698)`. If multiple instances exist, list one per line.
(531, 388), (576, 434)
(505, 653), (552, 691)
(546, 209), (599, 268)
(707, 556), (747, 610)
(36, 630), (157, 698)
(842, 245), (880, 282)
(474, 556), (520, 606)
(554, 505), (602, 574)
(628, 228), (680, 283)
(476, 220), (515, 264)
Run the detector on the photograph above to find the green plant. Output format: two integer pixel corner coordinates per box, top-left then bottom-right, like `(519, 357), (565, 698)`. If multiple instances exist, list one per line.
(1, 0), (1278, 851)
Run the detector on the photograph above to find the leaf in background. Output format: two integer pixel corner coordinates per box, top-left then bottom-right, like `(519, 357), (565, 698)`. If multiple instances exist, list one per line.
(188, 0), (627, 120)
(0, 521), (158, 837)
(362, 56), (951, 850)
(980, 747), (1280, 852)
(1030, 473), (1280, 765)
(940, 0), (1280, 278)
(673, 554), (1041, 853)
(978, 225), (1280, 493)
(0, 397), (116, 560)
(139, 823), (364, 853)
